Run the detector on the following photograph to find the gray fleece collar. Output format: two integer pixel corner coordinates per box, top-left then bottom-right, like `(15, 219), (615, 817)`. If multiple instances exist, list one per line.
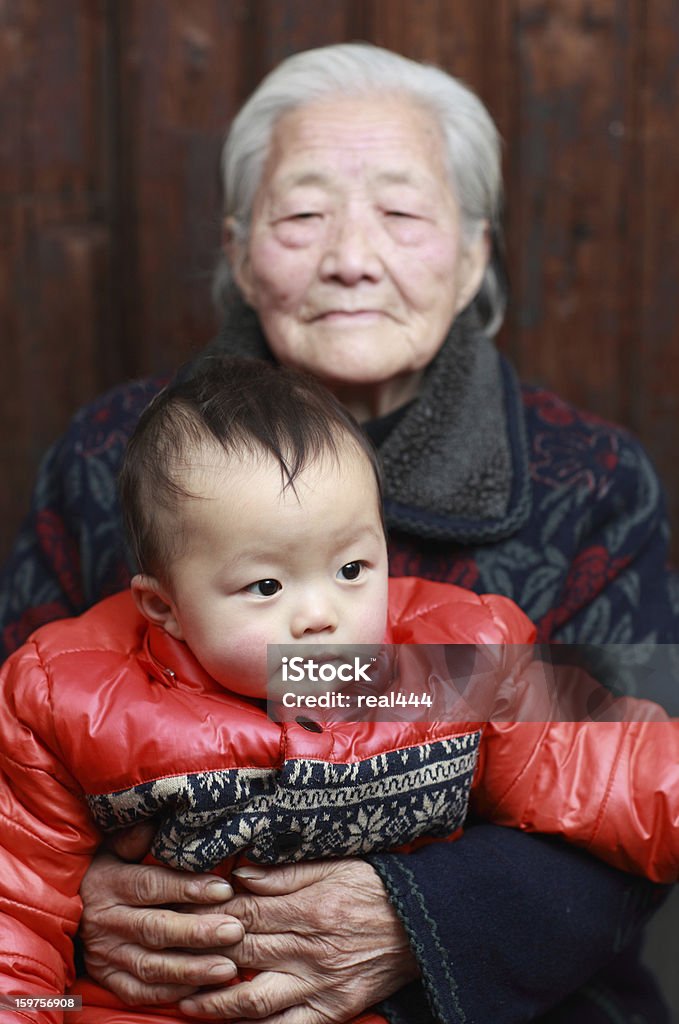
(207, 303), (531, 543)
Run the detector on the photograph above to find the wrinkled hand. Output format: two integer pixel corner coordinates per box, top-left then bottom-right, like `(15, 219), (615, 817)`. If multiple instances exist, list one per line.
(179, 858), (419, 1022)
(79, 838), (244, 1006)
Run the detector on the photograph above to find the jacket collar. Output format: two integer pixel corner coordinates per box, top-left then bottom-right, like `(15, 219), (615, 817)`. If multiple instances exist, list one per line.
(379, 318), (532, 542)
(191, 302), (531, 544)
(140, 622), (223, 693)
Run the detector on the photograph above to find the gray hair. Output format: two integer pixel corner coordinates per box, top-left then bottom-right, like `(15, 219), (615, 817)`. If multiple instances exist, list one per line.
(214, 42), (506, 335)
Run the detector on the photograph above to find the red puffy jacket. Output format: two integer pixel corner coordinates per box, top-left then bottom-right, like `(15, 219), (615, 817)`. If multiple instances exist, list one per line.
(0, 577), (675, 1024)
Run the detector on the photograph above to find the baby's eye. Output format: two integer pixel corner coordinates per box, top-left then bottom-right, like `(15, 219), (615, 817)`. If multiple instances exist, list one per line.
(338, 561), (363, 581)
(246, 579), (282, 597)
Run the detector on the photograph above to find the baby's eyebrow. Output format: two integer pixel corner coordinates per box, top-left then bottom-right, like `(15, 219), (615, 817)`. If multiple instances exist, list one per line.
(332, 522), (385, 547)
(224, 549), (280, 568)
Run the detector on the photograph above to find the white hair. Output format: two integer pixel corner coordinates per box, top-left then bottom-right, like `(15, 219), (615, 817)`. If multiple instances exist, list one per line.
(214, 42), (506, 335)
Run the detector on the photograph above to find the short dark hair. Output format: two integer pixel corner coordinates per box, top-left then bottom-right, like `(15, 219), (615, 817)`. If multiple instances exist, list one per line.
(119, 356), (383, 580)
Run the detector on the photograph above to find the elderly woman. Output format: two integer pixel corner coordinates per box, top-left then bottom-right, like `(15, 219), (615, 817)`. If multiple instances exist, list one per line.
(1, 44), (675, 1024)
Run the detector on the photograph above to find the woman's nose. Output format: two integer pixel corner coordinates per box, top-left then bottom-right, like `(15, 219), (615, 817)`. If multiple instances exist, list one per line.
(319, 214), (383, 284)
(290, 595), (339, 639)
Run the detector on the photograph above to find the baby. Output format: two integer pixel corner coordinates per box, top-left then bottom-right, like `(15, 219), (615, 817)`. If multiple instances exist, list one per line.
(0, 357), (675, 1022)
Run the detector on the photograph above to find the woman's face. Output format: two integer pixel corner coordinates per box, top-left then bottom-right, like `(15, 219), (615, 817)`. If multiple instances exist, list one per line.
(229, 94), (488, 419)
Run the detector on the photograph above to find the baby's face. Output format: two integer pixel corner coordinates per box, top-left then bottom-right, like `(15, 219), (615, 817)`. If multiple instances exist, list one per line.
(160, 442), (389, 698)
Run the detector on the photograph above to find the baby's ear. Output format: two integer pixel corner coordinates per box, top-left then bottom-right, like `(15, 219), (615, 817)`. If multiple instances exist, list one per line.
(131, 574), (184, 640)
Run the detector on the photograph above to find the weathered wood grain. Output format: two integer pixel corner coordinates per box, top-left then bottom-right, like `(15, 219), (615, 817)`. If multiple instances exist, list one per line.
(1, 0), (115, 554)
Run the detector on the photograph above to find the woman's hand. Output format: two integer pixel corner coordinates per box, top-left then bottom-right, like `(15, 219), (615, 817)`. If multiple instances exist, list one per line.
(178, 859), (419, 1022)
(79, 849), (244, 1005)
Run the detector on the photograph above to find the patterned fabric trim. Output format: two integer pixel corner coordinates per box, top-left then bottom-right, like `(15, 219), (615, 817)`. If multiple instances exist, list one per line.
(87, 734), (480, 871)
(371, 855), (466, 1024)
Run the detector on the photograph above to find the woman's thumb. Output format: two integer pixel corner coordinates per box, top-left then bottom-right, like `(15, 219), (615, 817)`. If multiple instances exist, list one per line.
(231, 858), (334, 894)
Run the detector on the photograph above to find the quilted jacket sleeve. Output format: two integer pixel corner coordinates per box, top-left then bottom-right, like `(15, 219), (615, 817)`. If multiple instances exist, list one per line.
(0, 641), (101, 1007)
(472, 713), (679, 883)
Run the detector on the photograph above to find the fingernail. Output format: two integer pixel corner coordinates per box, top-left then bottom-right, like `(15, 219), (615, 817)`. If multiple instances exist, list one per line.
(232, 866), (266, 879)
(208, 961), (236, 979)
(179, 1000), (198, 1014)
(205, 879), (233, 900)
(216, 922), (243, 942)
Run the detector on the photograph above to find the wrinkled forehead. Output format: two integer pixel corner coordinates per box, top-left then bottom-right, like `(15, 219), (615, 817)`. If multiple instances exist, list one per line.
(263, 91), (451, 188)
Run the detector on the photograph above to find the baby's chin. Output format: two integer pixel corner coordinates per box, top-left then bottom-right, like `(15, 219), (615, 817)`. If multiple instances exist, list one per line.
(210, 665), (269, 702)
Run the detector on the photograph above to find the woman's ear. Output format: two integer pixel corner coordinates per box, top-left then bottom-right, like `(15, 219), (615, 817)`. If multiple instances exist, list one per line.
(454, 223), (491, 315)
(131, 575), (184, 641)
(222, 216), (255, 306)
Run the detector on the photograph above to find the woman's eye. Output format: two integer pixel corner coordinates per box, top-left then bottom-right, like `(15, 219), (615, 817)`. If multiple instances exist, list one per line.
(338, 561), (363, 581)
(246, 579), (281, 597)
(287, 211), (320, 221)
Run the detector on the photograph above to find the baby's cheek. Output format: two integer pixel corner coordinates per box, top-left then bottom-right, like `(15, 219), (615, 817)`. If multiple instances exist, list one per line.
(356, 603), (389, 645)
(206, 633), (270, 699)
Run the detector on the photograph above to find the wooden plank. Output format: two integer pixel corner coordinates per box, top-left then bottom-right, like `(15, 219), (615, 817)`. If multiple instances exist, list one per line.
(248, 0), (354, 79)
(508, 0), (637, 422)
(366, 0), (488, 82)
(0, 0), (114, 559)
(633, 0), (679, 563)
(115, 0), (246, 378)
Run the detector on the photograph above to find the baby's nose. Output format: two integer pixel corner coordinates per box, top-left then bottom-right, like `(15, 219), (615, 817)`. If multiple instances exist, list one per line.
(290, 595), (338, 639)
